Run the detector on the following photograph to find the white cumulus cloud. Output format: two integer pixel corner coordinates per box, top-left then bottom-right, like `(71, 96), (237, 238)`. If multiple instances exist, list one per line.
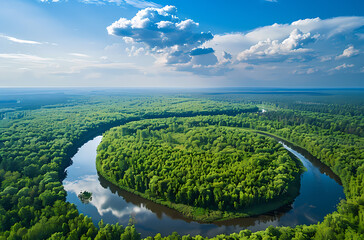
(336, 45), (359, 59)
(202, 16), (364, 74)
(107, 5), (220, 75)
(107, 5), (213, 49)
(237, 29), (316, 62)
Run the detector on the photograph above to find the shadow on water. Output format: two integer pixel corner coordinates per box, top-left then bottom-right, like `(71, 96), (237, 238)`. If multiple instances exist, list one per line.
(63, 135), (345, 238)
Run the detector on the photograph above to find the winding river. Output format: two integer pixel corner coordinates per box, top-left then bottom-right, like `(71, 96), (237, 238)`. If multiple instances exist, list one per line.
(63, 135), (345, 238)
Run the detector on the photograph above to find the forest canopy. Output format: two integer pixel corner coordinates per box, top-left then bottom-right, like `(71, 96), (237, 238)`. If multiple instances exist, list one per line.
(0, 89), (363, 239)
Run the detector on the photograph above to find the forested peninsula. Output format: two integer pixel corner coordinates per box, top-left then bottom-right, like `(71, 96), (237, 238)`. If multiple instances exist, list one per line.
(96, 119), (303, 222)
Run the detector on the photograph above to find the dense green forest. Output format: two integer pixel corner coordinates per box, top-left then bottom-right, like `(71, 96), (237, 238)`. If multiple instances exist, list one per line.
(97, 120), (303, 221)
(0, 89), (363, 239)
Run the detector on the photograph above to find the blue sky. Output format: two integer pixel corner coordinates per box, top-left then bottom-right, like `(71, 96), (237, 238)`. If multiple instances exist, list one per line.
(0, 0), (363, 88)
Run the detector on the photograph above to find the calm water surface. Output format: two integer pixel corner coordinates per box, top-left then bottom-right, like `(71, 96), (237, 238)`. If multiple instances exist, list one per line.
(63, 136), (345, 238)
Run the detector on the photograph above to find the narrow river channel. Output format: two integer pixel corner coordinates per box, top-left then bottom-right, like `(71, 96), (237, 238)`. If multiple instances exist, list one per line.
(63, 135), (345, 238)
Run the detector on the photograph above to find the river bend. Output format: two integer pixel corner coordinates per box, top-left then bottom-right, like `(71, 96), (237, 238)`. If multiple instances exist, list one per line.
(63, 135), (344, 238)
